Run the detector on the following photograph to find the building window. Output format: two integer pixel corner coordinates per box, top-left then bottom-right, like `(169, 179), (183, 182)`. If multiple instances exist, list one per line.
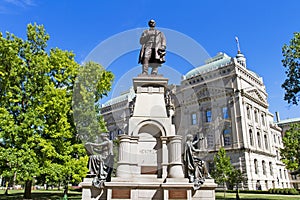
(254, 159), (258, 174)
(257, 132), (261, 148)
(249, 129), (254, 146)
(262, 160), (266, 175)
(223, 128), (231, 146)
(269, 162), (273, 176)
(279, 169), (282, 179)
(191, 113), (197, 125)
(246, 106), (251, 119)
(273, 134), (276, 144)
(222, 107), (229, 119)
(264, 134), (268, 150)
(206, 109), (212, 122)
(261, 113), (265, 126)
(254, 109), (258, 123)
(284, 170), (287, 179)
(276, 150), (280, 160)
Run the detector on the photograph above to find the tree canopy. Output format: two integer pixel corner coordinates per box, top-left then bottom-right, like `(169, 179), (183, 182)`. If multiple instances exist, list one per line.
(0, 23), (114, 199)
(281, 123), (300, 175)
(282, 32), (300, 105)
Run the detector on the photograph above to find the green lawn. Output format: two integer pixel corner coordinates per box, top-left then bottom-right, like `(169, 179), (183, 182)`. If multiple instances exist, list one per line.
(0, 190), (82, 200)
(1, 190), (300, 200)
(216, 192), (300, 200)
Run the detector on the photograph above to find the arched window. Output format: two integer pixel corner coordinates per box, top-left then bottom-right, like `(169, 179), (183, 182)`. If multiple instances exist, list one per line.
(269, 162), (273, 176)
(254, 109), (258, 123)
(249, 129), (254, 146)
(246, 106), (251, 119)
(223, 128), (231, 146)
(257, 132), (261, 148)
(264, 134), (268, 150)
(261, 113), (265, 126)
(279, 169), (282, 179)
(284, 170), (287, 179)
(262, 160), (266, 175)
(254, 159), (258, 174)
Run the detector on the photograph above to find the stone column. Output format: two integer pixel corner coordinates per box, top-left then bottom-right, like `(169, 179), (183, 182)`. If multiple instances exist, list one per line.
(167, 135), (184, 178)
(161, 136), (169, 179)
(116, 135), (132, 178)
(129, 136), (139, 176)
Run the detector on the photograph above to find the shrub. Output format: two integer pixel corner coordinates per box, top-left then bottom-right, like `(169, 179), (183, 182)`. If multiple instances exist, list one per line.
(268, 188), (299, 195)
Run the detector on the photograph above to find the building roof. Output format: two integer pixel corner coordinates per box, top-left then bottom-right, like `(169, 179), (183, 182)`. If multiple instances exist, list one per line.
(276, 117), (300, 125)
(101, 87), (135, 107)
(185, 52), (233, 79)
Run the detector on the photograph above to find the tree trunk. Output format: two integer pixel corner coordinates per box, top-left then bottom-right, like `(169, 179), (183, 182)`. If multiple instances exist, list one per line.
(13, 172), (17, 188)
(236, 184), (240, 200)
(223, 182), (226, 200)
(24, 180), (32, 199)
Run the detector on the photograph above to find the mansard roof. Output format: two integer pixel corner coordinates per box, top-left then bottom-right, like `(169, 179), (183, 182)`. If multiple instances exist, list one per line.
(185, 52), (232, 79)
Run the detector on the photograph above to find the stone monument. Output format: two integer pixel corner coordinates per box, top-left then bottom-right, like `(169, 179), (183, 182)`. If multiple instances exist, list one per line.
(80, 20), (217, 200)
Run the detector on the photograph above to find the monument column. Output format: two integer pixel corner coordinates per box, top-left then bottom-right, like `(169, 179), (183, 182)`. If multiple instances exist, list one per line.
(116, 135), (132, 178)
(161, 136), (169, 179)
(129, 136), (139, 176)
(167, 135), (184, 178)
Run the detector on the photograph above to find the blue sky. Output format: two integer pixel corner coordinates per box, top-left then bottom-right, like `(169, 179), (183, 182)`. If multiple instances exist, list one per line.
(1, 0), (300, 121)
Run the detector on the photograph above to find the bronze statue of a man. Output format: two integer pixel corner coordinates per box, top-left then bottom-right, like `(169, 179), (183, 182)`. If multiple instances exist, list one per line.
(138, 19), (166, 75)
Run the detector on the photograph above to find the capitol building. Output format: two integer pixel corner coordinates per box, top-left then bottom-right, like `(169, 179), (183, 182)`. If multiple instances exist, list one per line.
(100, 50), (291, 190)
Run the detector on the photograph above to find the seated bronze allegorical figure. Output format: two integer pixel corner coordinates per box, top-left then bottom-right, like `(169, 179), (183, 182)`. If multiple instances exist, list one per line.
(85, 133), (114, 188)
(183, 134), (211, 190)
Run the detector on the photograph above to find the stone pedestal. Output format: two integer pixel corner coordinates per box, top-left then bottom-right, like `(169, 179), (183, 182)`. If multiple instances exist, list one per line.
(80, 178), (106, 200)
(192, 179), (218, 200)
(81, 75), (217, 200)
(116, 75), (186, 179)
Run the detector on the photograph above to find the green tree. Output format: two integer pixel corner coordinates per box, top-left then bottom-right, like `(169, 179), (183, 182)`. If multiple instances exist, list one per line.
(280, 123), (300, 175)
(282, 32), (300, 105)
(211, 147), (233, 200)
(0, 24), (113, 198)
(227, 169), (245, 200)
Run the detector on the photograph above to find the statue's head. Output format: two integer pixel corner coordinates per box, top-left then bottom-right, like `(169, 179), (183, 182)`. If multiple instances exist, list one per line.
(148, 19), (156, 28)
(186, 134), (194, 141)
(100, 132), (109, 139)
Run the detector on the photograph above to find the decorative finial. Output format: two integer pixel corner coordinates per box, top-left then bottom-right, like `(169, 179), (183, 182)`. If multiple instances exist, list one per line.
(235, 36), (241, 54)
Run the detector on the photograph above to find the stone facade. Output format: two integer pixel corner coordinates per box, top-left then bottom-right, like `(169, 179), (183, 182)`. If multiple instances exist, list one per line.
(276, 117), (300, 189)
(100, 52), (291, 190)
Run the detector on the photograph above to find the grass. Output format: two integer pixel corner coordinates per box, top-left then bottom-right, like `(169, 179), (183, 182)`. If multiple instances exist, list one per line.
(1, 189), (300, 200)
(0, 189), (82, 200)
(216, 191), (300, 200)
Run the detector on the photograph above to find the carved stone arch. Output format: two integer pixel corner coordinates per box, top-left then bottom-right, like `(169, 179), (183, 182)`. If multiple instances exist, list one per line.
(132, 120), (167, 137)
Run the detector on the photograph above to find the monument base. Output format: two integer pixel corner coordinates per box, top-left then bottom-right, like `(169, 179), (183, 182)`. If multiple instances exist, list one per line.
(80, 178), (217, 200)
(80, 178), (106, 200)
(192, 179), (217, 200)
